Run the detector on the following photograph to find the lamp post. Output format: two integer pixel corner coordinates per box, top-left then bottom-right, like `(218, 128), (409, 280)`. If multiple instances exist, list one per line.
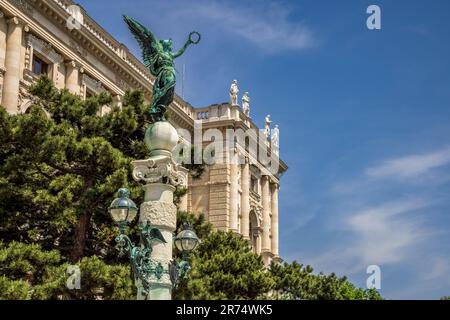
(118, 15), (200, 300)
(109, 188), (199, 299)
(170, 223), (200, 284)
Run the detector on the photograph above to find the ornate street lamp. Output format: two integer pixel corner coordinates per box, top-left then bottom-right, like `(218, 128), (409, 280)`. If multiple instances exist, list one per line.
(108, 188), (138, 232)
(170, 223), (199, 284)
(108, 188), (198, 297)
(174, 223), (199, 256)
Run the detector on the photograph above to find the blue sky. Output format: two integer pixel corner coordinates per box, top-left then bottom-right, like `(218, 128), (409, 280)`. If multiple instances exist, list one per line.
(76, 0), (450, 299)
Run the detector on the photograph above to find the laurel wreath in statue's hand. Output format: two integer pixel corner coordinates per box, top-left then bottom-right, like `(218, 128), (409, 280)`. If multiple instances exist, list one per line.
(188, 31), (201, 45)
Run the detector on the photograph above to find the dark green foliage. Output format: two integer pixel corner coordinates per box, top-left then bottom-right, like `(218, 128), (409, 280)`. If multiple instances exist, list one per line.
(0, 76), (149, 263)
(0, 241), (63, 299)
(172, 212), (382, 300)
(173, 186), (188, 207)
(269, 261), (383, 300)
(0, 76), (149, 299)
(173, 231), (275, 300)
(0, 241), (134, 300)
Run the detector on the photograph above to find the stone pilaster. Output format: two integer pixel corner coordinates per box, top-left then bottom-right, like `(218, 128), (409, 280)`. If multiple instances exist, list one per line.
(229, 153), (239, 232)
(65, 60), (81, 95)
(0, 11), (7, 104)
(0, 11), (7, 69)
(240, 158), (250, 239)
(261, 175), (271, 255)
(271, 182), (279, 258)
(2, 17), (23, 113)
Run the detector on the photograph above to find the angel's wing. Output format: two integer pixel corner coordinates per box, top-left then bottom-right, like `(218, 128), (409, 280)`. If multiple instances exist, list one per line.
(123, 15), (161, 76)
(149, 228), (167, 243)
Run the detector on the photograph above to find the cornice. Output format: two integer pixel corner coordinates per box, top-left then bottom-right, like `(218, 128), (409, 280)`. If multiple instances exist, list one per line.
(34, 0), (148, 92)
(32, 0), (194, 117)
(0, 0), (125, 95)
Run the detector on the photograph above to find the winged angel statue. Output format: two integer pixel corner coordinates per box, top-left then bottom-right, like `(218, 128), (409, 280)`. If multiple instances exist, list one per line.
(123, 16), (201, 121)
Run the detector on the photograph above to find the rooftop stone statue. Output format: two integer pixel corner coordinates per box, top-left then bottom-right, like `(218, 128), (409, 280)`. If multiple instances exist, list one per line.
(230, 79), (239, 106)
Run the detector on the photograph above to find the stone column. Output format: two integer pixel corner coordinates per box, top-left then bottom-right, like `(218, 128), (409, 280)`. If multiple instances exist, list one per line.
(261, 176), (271, 260)
(0, 12), (7, 104)
(65, 61), (81, 95)
(0, 12), (7, 68)
(255, 229), (262, 254)
(240, 159), (250, 239)
(271, 182), (279, 258)
(2, 17), (23, 113)
(229, 154), (239, 232)
(131, 121), (186, 300)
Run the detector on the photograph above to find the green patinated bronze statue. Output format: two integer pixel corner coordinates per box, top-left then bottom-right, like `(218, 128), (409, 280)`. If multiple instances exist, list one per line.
(123, 15), (201, 122)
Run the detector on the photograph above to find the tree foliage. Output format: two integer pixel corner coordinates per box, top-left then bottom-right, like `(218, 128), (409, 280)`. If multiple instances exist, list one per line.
(0, 77), (148, 299)
(174, 231), (275, 300)
(0, 76), (150, 263)
(269, 261), (382, 300)
(0, 241), (134, 299)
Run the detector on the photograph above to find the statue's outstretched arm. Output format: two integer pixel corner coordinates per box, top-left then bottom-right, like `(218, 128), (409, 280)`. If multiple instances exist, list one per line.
(172, 31), (201, 59)
(172, 41), (190, 59)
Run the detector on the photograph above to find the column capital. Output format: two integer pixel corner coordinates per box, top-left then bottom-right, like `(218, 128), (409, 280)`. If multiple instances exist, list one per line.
(65, 60), (82, 70)
(240, 156), (249, 167)
(270, 181), (280, 189)
(6, 16), (23, 26)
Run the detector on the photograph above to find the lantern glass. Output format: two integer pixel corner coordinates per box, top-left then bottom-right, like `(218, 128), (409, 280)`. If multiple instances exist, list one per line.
(175, 237), (183, 251)
(108, 188), (138, 225)
(175, 226), (199, 253)
(182, 238), (196, 251)
(109, 207), (138, 224)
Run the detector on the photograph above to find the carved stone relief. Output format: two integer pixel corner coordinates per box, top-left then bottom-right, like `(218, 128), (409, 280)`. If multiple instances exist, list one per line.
(139, 201), (177, 230)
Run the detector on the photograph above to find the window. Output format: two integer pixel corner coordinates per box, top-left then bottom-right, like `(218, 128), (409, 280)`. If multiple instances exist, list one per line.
(32, 55), (48, 76)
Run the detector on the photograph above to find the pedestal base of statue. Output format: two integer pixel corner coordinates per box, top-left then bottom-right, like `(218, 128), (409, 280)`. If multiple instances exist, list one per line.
(131, 120), (188, 300)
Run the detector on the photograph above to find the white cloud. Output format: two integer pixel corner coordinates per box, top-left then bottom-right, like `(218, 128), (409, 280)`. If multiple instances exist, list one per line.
(366, 147), (450, 179)
(345, 199), (431, 266)
(304, 199), (432, 276)
(170, 1), (315, 52)
(426, 256), (450, 283)
(300, 149), (450, 288)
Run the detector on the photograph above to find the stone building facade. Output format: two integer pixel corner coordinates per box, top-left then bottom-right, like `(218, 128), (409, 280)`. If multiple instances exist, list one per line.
(0, 0), (287, 264)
